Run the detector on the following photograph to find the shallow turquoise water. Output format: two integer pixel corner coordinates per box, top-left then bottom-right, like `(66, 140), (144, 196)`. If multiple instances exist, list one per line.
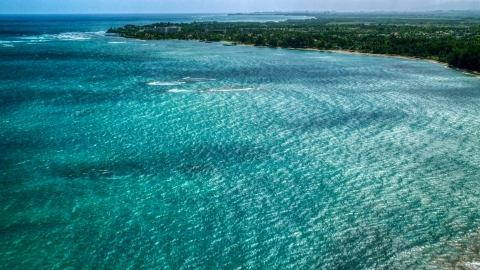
(1, 16), (480, 269)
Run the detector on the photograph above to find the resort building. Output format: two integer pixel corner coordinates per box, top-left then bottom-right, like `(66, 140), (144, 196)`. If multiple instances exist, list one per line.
(151, 26), (182, 33)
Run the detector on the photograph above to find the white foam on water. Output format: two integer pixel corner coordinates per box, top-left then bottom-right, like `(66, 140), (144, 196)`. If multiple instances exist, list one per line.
(2, 44), (14, 47)
(56, 33), (91, 40)
(18, 32), (95, 42)
(0, 41), (24, 44)
(167, 89), (188, 93)
(464, 261), (480, 269)
(108, 42), (127, 44)
(18, 36), (48, 40)
(148, 81), (186, 86)
(183, 77), (215, 81)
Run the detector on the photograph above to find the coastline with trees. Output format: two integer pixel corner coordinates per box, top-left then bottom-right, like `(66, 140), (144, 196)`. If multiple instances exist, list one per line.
(108, 12), (480, 73)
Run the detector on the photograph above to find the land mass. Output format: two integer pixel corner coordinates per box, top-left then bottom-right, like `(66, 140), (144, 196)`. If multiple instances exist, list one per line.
(107, 11), (480, 72)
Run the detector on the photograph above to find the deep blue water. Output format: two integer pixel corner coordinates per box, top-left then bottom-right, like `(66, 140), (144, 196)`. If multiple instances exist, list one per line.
(1, 14), (480, 269)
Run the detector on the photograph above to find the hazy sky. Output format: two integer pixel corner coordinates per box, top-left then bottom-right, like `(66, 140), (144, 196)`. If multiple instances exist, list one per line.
(1, 0), (479, 14)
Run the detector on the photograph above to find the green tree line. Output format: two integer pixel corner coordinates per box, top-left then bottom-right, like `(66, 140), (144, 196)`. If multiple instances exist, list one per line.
(108, 20), (480, 72)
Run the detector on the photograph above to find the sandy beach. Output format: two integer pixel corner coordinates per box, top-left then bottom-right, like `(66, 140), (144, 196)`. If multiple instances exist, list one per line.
(233, 42), (480, 78)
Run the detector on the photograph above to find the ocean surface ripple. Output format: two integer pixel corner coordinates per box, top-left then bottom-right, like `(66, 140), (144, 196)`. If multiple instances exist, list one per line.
(1, 16), (480, 269)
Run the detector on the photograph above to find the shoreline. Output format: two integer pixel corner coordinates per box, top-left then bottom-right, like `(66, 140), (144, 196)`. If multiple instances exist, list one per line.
(234, 43), (480, 78)
(330, 49), (480, 77)
(133, 38), (480, 78)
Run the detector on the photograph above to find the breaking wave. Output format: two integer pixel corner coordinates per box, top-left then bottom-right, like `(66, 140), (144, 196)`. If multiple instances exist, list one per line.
(147, 81), (185, 86)
(15, 31), (106, 42)
(167, 89), (188, 93)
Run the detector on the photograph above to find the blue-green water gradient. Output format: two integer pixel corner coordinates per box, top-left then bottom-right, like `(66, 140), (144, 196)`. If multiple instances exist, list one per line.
(1, 15), (480, 269)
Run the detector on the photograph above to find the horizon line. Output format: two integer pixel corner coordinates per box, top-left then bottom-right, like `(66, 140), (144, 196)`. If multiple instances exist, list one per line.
(2, 10), (480, 15)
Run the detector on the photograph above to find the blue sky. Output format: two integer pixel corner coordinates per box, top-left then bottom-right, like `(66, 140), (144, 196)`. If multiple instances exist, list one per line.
(1, 0), (479, 14)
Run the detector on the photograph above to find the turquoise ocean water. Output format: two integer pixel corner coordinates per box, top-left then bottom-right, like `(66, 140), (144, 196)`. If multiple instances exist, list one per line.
(1, 14), (480, 269)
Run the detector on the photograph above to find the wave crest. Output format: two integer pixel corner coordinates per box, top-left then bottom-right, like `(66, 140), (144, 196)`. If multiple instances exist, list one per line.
(148, 81), (186, 86)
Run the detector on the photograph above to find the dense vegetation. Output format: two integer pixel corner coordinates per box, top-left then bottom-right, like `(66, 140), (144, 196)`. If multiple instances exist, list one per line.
(108, 12), (480, 72)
